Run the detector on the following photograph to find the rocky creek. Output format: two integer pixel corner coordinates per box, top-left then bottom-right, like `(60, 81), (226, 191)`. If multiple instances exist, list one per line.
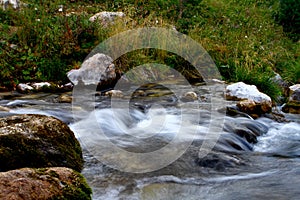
(0, 82), (299, 200)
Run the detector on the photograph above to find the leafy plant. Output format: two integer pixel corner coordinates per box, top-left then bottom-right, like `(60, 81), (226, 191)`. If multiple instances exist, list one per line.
(277, 0), (300, 41)
(0, 0), (299, 96)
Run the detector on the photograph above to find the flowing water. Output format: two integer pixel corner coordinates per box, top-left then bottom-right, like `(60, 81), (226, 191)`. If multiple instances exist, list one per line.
(0, 84), (299, 200)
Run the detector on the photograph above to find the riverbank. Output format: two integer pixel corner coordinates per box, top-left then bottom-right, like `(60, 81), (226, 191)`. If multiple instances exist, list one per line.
(1, 0), (299, 98)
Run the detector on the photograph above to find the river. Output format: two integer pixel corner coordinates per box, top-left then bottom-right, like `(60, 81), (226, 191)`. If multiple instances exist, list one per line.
(0, 83), (299, 200)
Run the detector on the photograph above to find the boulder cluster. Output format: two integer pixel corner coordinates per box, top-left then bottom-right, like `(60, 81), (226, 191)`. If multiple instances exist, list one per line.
(0, 114), (92, 199)
(225, 82), (300, 117)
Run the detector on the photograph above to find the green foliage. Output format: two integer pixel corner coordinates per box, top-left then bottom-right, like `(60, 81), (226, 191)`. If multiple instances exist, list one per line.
(0, 1), (99, 87)
(277, 58), (300, 84)
(115, 49), (203, 83)
(187, 0), (298, 99)
(277, 0), (300, 41)
(0, 0), (299, 101)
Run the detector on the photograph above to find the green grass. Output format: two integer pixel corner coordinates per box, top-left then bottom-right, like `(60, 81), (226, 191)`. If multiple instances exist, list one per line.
(0, 0), (299, 101)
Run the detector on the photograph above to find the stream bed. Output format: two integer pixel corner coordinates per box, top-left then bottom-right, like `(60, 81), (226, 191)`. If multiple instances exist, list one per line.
(0, 83), (299, 200)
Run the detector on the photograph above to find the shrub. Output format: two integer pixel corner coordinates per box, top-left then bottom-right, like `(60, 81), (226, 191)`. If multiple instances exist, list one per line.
(277, 0), (300, 41)
(277, 58), (300, 84)
(0, 2), (99, 87)
(0, 0), (299, 95)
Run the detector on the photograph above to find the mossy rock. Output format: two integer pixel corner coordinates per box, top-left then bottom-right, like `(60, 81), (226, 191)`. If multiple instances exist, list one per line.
(0, 167), (92, 200)
(282, 102), (300, 114)
(0, 114), (83, 172)
(282, 87), (300, 114)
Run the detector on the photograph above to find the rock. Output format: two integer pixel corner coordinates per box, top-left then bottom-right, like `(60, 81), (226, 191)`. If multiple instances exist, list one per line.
(195, 153), (241, 170)
(223, 117), (269, 145)
(0, 106), (10, 112)
(1, 0), (19, 10)
(282, 84), (300, 114)
(0, 167), (92, 200)
(67, 53), (116, 87)
(16, 82), (54, 93)
(31, 82), (51, 91)
(89, 11), (125, 26)
(60, 82), (73, 91)
(31, 82), (50, 90)
(237, 99), (257, 113)
(181, 91), (198, 102)
(289, 84), (300, 96)
(271, 73), (289, 97)
(132, 90), (146, 97)
(225, 82), (271, 102)
(57, 93), (72, 103)
(289, 88), (300, 103)
(226, 82), (272, 114)
(16, 83), (34, 93)
(9, 44), (18, 50)
(0, 114), (83, 172)
(105, 90), (124, 98)
(211, 78), (225, 84)
(226, 105), (254, 119)
(262, 112), (290, 123)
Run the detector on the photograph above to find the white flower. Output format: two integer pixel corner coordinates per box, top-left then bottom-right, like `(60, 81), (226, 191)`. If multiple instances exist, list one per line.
(245, 35), (248, 38)
(58, 5), (63, 12)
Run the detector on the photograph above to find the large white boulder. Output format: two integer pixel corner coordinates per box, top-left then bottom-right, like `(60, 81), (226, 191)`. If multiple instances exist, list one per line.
(226, 82), (271, 102)
(226, 82), (272, 114)
(67, 53), (116, 86)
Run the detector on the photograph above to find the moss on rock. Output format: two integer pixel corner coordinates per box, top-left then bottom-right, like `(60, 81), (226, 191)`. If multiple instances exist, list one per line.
(0, 114), (83, 172)
(0, 167), (92, 200)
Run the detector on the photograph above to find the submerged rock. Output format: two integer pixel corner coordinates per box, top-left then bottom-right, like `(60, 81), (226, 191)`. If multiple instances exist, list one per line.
(57, 92), (72, 103)
(181, 91), (198, 102)
(195, 153), (243, 171)
(105, 89), (124, 98)
(226, 82), (272, 115)
(0, 106), (10, 112)
(282, 84), (300, 114)
(0, 114), (83, 172)
(0, 167), (92, 200)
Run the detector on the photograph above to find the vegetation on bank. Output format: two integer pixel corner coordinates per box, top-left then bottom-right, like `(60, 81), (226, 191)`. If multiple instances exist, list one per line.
(0, 0), (299, 100)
